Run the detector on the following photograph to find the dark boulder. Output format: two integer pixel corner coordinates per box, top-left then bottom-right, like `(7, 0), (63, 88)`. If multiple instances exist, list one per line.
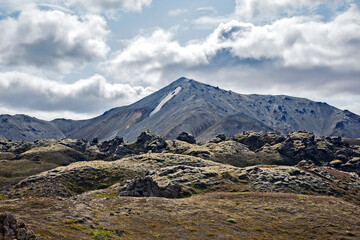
(99, 136), (124, 153)
(278, 131), (318, 164)
(32, 155), (41, 164)
(0, 212), (44, 240)
(91, 138), (99, 145)
(176, 132), (196, 144)
(146, 138), (167, 153)
(208, 134), (227, 143)
(233, 131), (284, 151)
(136, 130), (167, 153)
(136, 130), (156, 145)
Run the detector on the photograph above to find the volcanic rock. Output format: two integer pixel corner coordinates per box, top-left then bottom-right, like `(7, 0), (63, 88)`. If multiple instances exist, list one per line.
(117, 177), (184, 198)
(176, 132), (196, 144)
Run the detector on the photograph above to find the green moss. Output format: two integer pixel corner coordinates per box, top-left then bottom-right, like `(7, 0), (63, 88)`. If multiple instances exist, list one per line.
(94, 193), (116, 198)
(254, 227), (265, 232)
(232, 192), (249, 195)
(263, 205), (273, 211)
(227, 218), (237, 224)
(62, 219), (87, 232)
(0, 194), (9, 200)
(297, 194), (309, 200)
(92, 229), (116, 240)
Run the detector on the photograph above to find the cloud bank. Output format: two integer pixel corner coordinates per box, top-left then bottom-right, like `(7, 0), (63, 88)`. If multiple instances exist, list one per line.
(0, 7), (109, 72)
(105, 5), (360, 85)
(235, 0), (353, 23)
(0, 72), (154, 119)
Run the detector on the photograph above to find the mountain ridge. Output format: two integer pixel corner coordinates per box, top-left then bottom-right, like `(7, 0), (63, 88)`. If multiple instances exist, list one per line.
(1, 77), (360, 141)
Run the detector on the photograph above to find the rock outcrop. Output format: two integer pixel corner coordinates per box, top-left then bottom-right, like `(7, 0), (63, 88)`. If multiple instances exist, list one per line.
(10, 161), (141, 198)
(5, 152), (360, 204)
(117, 177), (184, 198)
(136, 129), (168, 153)
(0, 212), (43, 240)
(233, 131), (284, 151)
(1, 130), (360, 203)
(176, 132), (196, 144)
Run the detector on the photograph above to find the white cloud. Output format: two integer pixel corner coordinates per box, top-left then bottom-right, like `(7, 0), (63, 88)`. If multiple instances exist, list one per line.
(196, 7), (217, 14)
(0, 72), (154, 119)
(193, 16), (232, 28)
(194, 0), (354, 26)
(0, 0), (152, 13)
(0, 7), (109, 72)
(168, 9), (188, 16)
(343, 102), (360, 116)
(103, 29), (209, 86)
(104, 5), (360, 87)
(68, 0), (152, 13)
(209, 6), (360, 71)
(0, 106), (94, 121)
(235, 0), (352, 23)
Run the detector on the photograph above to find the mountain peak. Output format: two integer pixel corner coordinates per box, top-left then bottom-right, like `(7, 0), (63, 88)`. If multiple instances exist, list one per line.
(174, 77), (191, 82)
(169, 77), (193, 88)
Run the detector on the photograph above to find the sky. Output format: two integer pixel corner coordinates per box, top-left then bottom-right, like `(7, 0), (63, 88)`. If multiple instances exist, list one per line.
(0, 0), (359, 120)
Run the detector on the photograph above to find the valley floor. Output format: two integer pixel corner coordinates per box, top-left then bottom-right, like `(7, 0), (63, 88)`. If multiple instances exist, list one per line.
(1, 192), (359, 240)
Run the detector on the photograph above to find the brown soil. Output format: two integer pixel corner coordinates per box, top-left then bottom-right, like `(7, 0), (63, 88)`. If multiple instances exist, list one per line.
(1, 192), (359, 240)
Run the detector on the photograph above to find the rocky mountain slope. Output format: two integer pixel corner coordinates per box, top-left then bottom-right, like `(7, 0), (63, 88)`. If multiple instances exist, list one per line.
(56, 77), (360, 142)
(1, 77), (360, 141)
(0, 114), (65, 141)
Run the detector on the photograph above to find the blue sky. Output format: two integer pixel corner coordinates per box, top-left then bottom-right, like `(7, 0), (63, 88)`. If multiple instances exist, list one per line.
(0, 0), (359, 120)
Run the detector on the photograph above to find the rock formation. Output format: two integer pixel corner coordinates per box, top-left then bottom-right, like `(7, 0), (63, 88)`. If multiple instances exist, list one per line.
(0, 212), (43, 240)
(117, 177), (184, 198)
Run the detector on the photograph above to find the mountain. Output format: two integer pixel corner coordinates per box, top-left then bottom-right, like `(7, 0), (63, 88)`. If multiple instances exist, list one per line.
(1, 77), (360, 141)
(0, 114), (65, 141)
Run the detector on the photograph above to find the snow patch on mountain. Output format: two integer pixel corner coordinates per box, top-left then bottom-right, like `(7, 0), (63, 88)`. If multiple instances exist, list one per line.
(150, 86), (182, 116)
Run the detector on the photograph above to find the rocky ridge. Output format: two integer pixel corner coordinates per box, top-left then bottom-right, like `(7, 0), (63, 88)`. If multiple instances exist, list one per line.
(1, 130), (359, 203)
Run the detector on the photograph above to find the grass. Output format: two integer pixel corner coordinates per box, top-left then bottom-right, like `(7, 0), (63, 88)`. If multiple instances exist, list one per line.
(4, 161), (139, 198)
(0, 160), (58, 190)
(1, 192), (360, 239)
(93, 229), (116, 240)
(0, 160), (57, 178)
